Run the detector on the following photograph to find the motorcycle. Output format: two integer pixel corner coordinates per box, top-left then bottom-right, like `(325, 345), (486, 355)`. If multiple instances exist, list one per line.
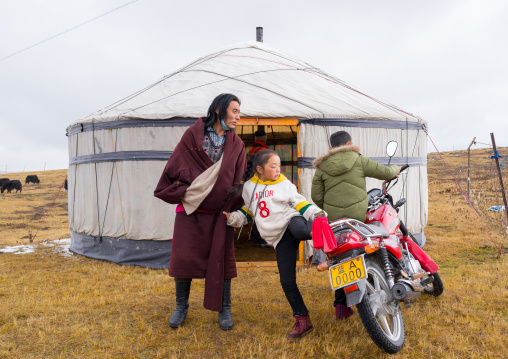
(312, 141), (443, 354)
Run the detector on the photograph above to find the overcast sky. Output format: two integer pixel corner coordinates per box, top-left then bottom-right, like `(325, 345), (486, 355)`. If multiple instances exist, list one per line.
(1, 0), (507, 172)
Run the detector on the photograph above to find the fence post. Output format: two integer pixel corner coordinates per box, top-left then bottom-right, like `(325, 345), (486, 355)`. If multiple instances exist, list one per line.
(490, 132), (508, 224)
(467, 137), (476, 198)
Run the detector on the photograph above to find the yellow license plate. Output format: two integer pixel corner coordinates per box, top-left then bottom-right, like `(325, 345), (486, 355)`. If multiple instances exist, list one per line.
(329, 255), (366, 290)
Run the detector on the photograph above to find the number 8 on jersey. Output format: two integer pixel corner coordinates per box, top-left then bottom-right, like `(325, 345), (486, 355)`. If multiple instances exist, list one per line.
(258, 201), (270, 218)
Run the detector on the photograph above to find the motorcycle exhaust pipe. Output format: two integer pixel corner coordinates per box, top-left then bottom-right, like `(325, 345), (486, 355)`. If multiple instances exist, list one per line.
(391, 282), (420, 301)
(391, 283), (411, 300)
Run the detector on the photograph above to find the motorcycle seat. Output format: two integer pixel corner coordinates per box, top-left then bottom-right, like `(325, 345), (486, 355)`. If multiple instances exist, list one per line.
(361, 221), (390, 238)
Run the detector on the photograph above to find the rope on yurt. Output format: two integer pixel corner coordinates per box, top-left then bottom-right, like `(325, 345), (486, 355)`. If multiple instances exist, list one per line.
(86, 47), (235, 119)
(96, 129), (127, 240)
(412, 126), (423, 229)
(401, 116), (409, 227)
(92, 49), (415, 126)
(114, 68), (325, 120)
(100, 162), (115, 239)
(211, 53), (417, 123)
(409, 125), (423, 229)
(423, 128), (503, 258)
(71, 125), (81, 229)
(91, 120), (103, 242)
(98, 129), (119, 240)
(395, 115), (422, 233)
(109, 129), (127, 239)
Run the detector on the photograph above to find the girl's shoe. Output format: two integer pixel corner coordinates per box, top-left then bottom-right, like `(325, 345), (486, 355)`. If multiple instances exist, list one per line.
(335, 304), (354, 319)
(287, 315), (313, 339)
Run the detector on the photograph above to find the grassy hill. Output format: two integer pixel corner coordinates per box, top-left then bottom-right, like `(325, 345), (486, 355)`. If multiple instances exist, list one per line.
(0, 149), (507, 358)
(0, 170), (68, 246)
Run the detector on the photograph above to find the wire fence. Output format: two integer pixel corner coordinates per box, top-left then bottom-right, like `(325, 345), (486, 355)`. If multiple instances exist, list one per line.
(454, 147), (508, 249)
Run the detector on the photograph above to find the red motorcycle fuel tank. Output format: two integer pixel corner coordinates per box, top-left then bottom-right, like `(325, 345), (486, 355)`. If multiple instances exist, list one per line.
(366, 204), (403, 259)
(366, 204), (400, 235)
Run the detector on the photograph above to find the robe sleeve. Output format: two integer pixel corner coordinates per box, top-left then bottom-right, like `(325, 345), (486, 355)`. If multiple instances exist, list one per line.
(153, 141), (192, 205)
(222, 141), (247, 213)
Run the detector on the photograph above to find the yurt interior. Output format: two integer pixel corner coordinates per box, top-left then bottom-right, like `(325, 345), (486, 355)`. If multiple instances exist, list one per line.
(234, 119), (301, 266)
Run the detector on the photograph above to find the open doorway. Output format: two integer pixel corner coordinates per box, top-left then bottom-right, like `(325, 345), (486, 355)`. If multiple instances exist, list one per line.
(234, 120), (300, 266)
(241, 124), (298, 185)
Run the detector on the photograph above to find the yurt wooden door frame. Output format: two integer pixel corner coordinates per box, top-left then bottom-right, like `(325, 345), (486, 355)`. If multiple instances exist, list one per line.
(236, 118), (305, 271)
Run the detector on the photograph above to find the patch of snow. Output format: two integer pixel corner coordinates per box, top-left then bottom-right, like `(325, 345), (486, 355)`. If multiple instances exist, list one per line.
(0, 238), (73, 257)
(0, 244), (36, 254)
(42, 238), (73, 257)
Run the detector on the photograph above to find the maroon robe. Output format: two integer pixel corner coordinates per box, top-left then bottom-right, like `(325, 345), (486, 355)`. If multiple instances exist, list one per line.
(154, 118), (246, 311)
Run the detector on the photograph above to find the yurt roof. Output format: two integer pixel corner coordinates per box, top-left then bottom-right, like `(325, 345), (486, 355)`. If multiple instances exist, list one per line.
(72, 41), (424, 127)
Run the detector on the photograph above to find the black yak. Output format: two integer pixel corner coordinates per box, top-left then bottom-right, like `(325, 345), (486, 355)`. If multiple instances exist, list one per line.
(25, 175), (40, 184)
(1, 180), (22, 193)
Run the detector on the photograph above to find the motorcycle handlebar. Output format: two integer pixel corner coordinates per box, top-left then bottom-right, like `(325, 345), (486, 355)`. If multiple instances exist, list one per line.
(385, 165), (410, 186)
(393, 198), (406, 209)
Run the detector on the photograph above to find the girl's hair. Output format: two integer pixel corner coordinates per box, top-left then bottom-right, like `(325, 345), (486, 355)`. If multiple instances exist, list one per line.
(202, 93), (241, 130)
(229, 149), (278, 198)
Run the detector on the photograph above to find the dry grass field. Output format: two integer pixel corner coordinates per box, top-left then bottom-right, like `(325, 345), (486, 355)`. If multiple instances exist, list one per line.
(1, 149), (507, 358)
(0, 170), (68, 246)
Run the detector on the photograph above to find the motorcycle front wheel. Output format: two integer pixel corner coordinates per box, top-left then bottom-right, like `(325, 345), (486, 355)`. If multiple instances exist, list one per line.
(356, 259), (405, 354)
(424, 272), (444, 297)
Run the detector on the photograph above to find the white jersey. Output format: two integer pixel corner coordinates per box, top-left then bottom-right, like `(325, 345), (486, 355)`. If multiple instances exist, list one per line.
(226, 173), (322, 248)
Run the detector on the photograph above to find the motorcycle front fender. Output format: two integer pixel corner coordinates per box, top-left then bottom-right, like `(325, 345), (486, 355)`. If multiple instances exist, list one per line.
(344, 279), (367, 307)
(401, 236), (439, 274)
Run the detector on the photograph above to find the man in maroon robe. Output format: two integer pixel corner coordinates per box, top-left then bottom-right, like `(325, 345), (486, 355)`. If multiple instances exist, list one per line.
(154, 93), (246, 330)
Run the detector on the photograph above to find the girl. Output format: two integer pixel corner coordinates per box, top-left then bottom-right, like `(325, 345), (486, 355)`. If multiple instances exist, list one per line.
(224, 150), (324, 339)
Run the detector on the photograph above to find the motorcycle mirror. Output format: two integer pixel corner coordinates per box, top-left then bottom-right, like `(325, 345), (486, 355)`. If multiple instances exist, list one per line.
(386, 141), (398, 157)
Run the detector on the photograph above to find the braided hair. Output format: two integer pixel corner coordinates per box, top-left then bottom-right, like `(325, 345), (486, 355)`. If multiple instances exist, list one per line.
(228, 149), (278, 198)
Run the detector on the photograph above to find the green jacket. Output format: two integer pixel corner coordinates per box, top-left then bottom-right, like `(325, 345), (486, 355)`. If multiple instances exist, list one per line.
(311, 145), (400, 222)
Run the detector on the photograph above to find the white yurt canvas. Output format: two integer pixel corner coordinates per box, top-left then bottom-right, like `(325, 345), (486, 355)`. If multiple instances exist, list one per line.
(66, 41), (428, 269)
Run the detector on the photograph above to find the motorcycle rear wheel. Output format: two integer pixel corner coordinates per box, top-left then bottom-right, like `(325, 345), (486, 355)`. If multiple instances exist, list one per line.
(424, 272), (444, 297)
(356, 259), (405, 354)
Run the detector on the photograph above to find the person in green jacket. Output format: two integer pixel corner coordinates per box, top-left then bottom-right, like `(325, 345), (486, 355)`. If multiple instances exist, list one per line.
(311, 130), (400, 319)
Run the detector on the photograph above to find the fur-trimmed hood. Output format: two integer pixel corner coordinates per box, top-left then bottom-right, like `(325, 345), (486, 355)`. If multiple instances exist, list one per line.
(312, 145), (361, 167)
(312, 144), (361, 176)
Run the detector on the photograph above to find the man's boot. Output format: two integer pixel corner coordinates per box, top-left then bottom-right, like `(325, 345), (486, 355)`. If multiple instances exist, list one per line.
(169, 278), (191, 328)
(218, 279), (234, 330)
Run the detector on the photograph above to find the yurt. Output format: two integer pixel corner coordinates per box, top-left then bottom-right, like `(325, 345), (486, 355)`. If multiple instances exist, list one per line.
(66, 41), (428, 269)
